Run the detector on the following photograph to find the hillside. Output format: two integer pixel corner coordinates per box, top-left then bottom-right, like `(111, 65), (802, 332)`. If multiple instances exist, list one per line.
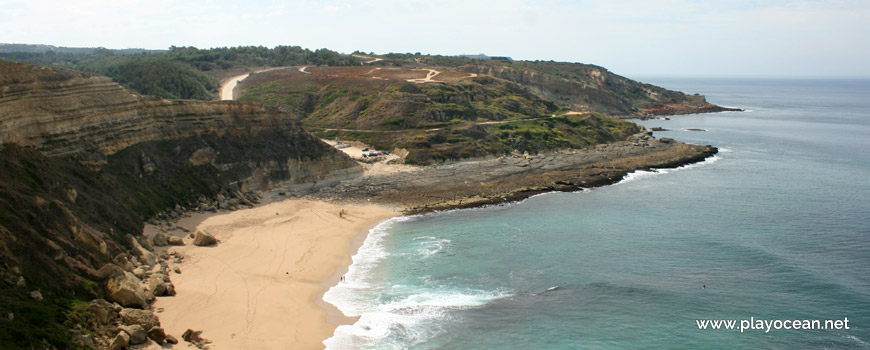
(0, 60), (360, 348)
(235, 61), (730, 164)
(237, 66), (639, 164)
(0, 46), (738, 120)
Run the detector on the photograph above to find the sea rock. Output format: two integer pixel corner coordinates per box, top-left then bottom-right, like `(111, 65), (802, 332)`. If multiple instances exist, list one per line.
(106, 272), (147, 309)
(120, 324), (147, 345)
(109, 331), (129, 350)
(193, 230), (217, 246)
(147, 327), (167, 344)
(119, 308), (160, 330)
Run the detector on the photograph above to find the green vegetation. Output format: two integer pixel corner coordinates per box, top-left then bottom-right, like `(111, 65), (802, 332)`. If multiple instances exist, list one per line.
(235, 62), (649, 164)
(0, 45), (360, 100)
(315, 114), (639, 164)
(109, 60), (218, 100)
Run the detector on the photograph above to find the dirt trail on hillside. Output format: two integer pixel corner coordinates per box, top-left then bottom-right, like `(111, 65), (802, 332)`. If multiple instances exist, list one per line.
(219, 67), (294, 100)
(406, 68), (442, 83)
(352, 54), (384, 64)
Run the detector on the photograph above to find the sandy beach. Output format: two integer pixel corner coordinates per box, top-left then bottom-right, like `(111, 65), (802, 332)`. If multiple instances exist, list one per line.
(151, 199), (398, 349)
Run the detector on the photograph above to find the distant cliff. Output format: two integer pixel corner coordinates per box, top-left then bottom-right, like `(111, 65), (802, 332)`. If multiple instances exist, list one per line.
(458, 62), (739, 118)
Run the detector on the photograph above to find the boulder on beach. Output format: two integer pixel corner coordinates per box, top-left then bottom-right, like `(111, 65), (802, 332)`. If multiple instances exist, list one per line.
(109, 331), (129, 350)
(148, 327), (167, 344)
(148, 273), (176, 296)
(182, 328), (210, 348)
(167, 235), (185, 246)
(152, 232), (169, 247)
(119, 307), (160, 330)
(120, 324), (147, 345)
(106, 272), (147, 308)
(193, 230), (217, 246)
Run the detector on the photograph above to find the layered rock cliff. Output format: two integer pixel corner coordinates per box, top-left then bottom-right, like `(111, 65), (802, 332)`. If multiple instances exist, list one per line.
(0, 61), (298, 165)
(0, 60), (361, 348)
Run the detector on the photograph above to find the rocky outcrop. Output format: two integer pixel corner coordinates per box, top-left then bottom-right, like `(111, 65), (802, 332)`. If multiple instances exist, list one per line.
(306, 131), (717, 213)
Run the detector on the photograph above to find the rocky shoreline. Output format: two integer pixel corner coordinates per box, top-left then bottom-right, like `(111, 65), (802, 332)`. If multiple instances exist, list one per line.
(292, 130), (717, 213)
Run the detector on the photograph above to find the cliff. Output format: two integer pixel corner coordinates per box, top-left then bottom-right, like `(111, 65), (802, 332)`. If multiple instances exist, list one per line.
(1, 61), (283, 165)
(0, 60), (361, 348)
(458, 62), (740, 118)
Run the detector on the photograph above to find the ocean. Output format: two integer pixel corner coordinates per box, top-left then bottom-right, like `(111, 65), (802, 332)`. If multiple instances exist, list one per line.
(323, 78), (870, 349)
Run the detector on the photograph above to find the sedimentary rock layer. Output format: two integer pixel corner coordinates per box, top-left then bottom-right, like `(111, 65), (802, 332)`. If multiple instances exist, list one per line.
(0, 61), (288, 163)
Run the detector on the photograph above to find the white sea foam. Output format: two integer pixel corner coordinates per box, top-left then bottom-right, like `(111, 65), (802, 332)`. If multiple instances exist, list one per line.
(617, 170), (660, 184)
(323, 217), (508, 349)
(323, 216), (411, 316)
(324, 287), (509, 349)
(416, 238), (452, 259)
(616, 154), (721, 185)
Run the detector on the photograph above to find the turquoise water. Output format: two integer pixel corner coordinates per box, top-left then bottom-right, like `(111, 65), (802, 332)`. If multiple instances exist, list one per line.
(324, 78), (870, 349)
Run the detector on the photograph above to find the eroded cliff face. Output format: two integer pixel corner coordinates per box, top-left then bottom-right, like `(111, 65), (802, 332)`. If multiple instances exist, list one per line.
(0, 60), (360, 179)
(0, 61), (339, 168)
(0, 60), (361, 348)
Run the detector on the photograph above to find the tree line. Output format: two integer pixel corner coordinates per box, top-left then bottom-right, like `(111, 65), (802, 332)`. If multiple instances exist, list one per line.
(0, 45), (359, 100)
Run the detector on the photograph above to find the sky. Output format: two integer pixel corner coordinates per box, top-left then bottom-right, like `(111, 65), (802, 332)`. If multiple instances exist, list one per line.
(1, 0), (868, 77)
